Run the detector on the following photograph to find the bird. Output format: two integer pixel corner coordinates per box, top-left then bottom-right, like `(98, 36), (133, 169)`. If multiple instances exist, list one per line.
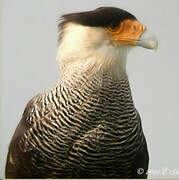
(5, 7), (157, 179)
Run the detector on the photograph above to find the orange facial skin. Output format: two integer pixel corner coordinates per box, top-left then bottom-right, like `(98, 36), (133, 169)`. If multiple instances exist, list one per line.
(106, 19), (146, 46)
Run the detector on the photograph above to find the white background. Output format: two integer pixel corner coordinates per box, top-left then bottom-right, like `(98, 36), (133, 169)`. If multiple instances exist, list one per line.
(1, 0), (179, 178)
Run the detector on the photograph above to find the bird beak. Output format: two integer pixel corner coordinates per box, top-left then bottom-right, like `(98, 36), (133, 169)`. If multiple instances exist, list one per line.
(107, 19), (158, 50)
(136, 29), (158, 50)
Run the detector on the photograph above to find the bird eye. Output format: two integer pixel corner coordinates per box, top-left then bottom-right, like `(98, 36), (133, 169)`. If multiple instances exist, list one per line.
(107, 22), (119, 32)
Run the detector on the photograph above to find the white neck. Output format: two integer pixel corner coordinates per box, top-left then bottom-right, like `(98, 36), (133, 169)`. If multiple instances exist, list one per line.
(56, 23), (129, 80)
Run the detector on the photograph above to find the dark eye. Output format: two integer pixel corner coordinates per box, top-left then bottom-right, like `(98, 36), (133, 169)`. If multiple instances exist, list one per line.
(107, 22), (119, 31)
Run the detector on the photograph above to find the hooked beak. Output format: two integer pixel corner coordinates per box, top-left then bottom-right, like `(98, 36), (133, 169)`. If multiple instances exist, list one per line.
(136, 30), (158, 50)
(106, 19), (158, 50)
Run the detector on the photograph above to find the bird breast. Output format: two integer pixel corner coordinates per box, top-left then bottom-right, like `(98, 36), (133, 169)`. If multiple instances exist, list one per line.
(19, 71), (144, 177)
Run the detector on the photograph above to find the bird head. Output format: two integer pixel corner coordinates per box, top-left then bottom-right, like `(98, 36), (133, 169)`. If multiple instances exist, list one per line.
(57, 7), (157, 77)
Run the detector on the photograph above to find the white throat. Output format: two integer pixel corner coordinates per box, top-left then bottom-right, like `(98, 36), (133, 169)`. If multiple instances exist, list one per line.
(56, 23), (129, 79)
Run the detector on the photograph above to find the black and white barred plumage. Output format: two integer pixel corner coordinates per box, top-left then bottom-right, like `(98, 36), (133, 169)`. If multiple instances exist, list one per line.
(5, 7), (155, 178)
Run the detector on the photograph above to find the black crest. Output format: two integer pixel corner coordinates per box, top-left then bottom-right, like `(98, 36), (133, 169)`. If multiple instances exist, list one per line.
(60, 7), (137, 28)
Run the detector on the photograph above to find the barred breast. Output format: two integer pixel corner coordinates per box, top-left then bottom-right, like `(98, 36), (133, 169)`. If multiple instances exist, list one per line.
(6, 70), (148, 178)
